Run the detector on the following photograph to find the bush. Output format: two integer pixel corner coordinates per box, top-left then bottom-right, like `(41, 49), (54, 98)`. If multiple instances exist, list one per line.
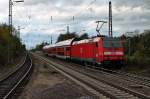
(0, 24), (25, 66)
(125, 31), (150, 66)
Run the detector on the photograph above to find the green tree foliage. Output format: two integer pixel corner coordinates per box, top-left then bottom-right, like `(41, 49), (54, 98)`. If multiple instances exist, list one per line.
(56, 32), (77, 42)
(76, 33), (89, 40)
(0, 24), (24, 66)
(80, 33), (89, 39)
(126, 31), (150, 56)
(57, 32), (89, 42)
(125, 30), (150, 65)
(31, 42), (47, 51)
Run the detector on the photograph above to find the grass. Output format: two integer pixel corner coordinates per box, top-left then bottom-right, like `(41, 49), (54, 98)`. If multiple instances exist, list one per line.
(0, 54), (25, 80)
(122, 56), (150, 75)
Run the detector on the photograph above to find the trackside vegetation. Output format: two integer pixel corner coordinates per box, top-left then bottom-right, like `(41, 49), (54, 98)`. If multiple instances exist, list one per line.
(0, 24), (25, 66)
(56, 32), (89, 42)
(124, 30), (150, 71)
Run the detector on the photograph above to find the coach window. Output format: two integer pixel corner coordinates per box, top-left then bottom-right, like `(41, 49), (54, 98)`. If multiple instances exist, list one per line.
(58, 52), (64, 55)
(96, 42), (98, 47)
(66, 47), (70, 51)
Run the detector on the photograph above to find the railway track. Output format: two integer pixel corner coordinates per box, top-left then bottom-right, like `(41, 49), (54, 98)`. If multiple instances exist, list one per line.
(101, 68), (150, 87)
(0, 53), (33, 99)
(71, 63), (150, 88)
(46, 55), (150, 88)
(34, 53), (150, 99)
(86, 66), (150, 89)
(47, 56), (150, 97)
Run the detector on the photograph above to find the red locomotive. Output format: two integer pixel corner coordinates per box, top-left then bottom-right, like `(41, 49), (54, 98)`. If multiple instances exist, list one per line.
(43, 36), (125, 67)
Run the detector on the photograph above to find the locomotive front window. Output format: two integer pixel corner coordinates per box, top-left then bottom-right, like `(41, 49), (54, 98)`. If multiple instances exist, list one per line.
(103, 38), (122, 48)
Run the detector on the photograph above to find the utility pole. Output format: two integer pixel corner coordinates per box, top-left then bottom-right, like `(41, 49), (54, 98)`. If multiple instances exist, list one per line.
(8, 0), (24, 63)
(17, 26), (25, 39)
(8, 0), (13, 63)
(67, 26), (69, 34)
(128, 38), (131, 56)
(9, 0), (13, 35)
(9, 0), (24, 35)
(51, 36), (52, 44)
(18, 26), (20, 39)
(73, 16), (74, 21)
(109, 1), (113, 37)
(51, 16), (53, 21)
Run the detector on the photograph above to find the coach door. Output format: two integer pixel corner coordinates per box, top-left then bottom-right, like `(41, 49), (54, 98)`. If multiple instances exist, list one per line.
(66, 47), (70, 59)
(80, 47), (83, 59)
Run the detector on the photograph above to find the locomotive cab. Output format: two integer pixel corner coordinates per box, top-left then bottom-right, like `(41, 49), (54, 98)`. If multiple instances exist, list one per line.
(101, 37), (125, 65)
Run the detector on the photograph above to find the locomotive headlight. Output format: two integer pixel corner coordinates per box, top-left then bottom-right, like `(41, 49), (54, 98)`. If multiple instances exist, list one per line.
(96, 53), (99, 57)
(115, 52), (123, 55)
(104, 52), (123, 55)
(104, 52), (111, 55)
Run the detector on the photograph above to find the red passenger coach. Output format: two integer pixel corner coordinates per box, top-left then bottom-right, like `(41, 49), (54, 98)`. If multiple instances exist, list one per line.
(43, 38), (74, 59)
(43, 36), (125, 67)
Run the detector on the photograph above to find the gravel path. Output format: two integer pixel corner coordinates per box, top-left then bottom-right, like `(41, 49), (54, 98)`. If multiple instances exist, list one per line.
(19, 56), (97, 99)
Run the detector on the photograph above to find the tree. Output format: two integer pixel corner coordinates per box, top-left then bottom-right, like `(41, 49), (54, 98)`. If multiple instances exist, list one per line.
(31, 42), (48, 51)
(79, 33), (89, 40)
(56, 32), (77, 42)
(124, 30), (150, 58)
(0, 24), (24, 66)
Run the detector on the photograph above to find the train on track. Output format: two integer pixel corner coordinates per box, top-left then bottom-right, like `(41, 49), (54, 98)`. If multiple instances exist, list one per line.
(43, 36), (125, 68)
(43, 1), (125, 68)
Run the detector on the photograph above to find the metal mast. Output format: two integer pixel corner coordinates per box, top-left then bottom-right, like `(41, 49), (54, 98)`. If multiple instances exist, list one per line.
(9, 0), (24, 36)
(51, 36), (52, 44)
(8, 0), (24, 63)
(9, 0), (13, 35)
(67, 25), (69, 34)
(8, 0), (13, 63)
(109, 1), (112, 37)
(18, 26), (20, 39)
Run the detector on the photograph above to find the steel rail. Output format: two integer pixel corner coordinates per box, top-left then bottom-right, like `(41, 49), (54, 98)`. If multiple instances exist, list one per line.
(48, 57), (150, 99)
(3, 54), (32, 99)
(35, 54), (149, 99)
(0, 53), (32, 99)
(52, 56), (150, 89)
(0, 53), (27, 82)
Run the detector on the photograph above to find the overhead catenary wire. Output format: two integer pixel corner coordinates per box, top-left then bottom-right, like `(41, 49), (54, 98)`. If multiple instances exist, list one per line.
(12, 2), (32, 31)
(49, 0), (97, 28)
(13, 0), (109, 33)
(13, 6), (27, 27)
(16, 0), (109, 36)
(13, 0), (98, 34)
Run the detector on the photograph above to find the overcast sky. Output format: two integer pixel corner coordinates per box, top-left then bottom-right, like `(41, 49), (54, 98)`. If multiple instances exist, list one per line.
(0, 0), (150, 49)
